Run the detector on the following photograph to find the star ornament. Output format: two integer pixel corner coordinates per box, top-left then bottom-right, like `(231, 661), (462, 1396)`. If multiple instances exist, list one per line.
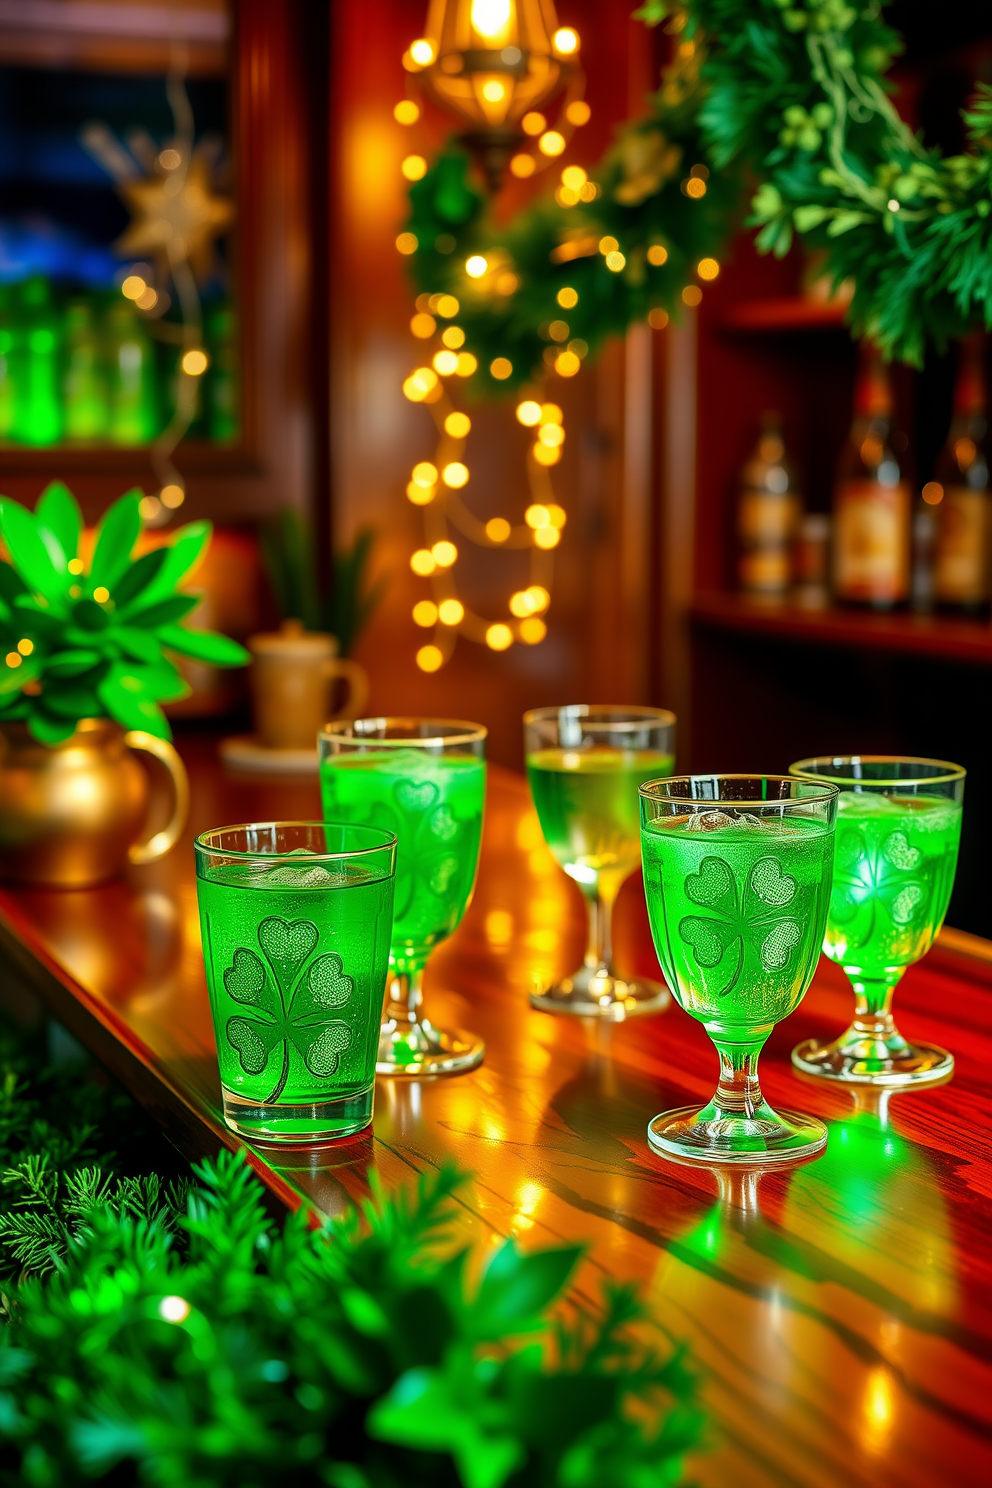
(115, 148), (234, 281)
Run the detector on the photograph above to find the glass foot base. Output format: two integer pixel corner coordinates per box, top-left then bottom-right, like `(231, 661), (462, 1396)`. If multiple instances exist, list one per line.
(792, 1034), (954, 1087)
(376, 1017), (484, 1077)
(647, 1103), (827, 1164)
(530, 964), (669, 1019)
(222, 1084), (373, 1143)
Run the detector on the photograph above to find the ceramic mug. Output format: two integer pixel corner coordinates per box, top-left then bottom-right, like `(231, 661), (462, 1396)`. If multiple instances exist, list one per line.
(249, 622), (369, 751)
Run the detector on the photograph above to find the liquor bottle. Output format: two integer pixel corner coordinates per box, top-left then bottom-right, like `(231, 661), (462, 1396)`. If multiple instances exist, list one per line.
(11, 276), (63, 446)
(206, 302), (239, 442)
(736, 412), (801, 599)
(832, 343), (911, 608)
(63, 298), (109, 441)
(932, 334), (989, 612)
(106, 300), (157, 444)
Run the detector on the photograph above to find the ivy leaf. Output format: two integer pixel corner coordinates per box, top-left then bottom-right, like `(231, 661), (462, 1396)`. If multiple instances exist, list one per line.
(35, 482), (83, 570)
(0, 500), (67, 613)
(89, 491), (142, 592)
(157, 624), (250, 667)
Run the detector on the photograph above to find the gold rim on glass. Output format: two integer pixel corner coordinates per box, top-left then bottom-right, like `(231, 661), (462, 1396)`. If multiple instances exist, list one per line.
(523, 703), (676, 731)
(321, 717), (487, 748)
(790, 755), (966, 788)
(640, 773), (839, 809)
(195, 821), (397, 862)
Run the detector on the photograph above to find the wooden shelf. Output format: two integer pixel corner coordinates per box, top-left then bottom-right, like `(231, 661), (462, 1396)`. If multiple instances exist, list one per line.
(692, 591), (992, 665)
(718, 297), (850, 333)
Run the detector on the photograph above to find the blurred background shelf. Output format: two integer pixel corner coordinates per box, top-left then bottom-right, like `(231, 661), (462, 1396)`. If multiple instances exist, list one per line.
(691, 591), (992, 666)
(718, 298), (850, 334)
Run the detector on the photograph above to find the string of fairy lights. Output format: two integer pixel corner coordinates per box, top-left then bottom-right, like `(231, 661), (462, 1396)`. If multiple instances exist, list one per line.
(393, 13), (587, 673)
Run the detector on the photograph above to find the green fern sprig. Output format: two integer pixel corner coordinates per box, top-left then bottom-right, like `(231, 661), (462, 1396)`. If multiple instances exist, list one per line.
(0, 482), (249, 744)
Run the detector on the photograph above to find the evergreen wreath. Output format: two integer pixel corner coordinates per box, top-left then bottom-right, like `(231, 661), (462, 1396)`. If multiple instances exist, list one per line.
(401, 0), (992, 387)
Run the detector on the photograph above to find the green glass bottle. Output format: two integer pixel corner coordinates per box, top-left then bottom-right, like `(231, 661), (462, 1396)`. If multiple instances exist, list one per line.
(106, 300), (157, 444)
(12, 276), (63, 446)
(63, 298), (109, 441)
(206, 303), (239, 442)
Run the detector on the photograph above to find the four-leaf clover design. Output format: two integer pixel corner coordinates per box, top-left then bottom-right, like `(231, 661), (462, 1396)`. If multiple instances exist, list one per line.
(224, 917), (354, 1104)
(831, 826), (927, 949)
(678, 855), (803, 997)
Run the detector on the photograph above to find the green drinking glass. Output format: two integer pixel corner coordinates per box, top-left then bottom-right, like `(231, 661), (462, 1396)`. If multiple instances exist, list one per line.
(195, 820), (396, 1142)
(524, 704), (676, 1018)
(639, 775), (837, 1163)
(789, 755), (965, 1086)
(319, 718), (487, 1076)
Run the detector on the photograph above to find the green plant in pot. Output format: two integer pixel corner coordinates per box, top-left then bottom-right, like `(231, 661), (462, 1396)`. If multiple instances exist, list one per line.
(0, 482), (249, 887)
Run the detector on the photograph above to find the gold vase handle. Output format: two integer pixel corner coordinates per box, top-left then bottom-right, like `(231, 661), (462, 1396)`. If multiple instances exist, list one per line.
(325, 658), (369, 721)
(124, 731), (190, 865)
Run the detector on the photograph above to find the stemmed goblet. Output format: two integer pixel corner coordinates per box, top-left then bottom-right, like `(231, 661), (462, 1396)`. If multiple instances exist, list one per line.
(639, 775), (837, 1163)
(789, 756), (965, 1085)
(319, 718), (486, 1076)
(524, 704), (676, 1017)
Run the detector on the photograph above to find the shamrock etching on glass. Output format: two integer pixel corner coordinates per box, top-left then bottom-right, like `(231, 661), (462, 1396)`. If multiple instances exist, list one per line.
(831, 826), (925, 948)
(223, 916), (354, 1103)
(678, 854), (803, 996)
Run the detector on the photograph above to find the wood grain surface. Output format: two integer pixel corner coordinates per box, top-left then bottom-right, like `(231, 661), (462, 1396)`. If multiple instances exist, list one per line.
(0, 731), (989, 1488)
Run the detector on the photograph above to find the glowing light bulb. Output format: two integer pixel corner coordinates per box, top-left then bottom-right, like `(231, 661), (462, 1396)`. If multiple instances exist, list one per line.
(490, 357), (512, 379)
(566, 100), (591, 126)
(394, 100), (420, 124)
(93, 586), (110, 603)
(685, 176), (706, 198)
(516, 400), (542, 426)
(181, 348), (209, 376)
(472, 0), (511, 38)
(697, 257), (720, 280)
(554, 350), (580, 376)
(67, 558), (84, 575)
(519, 616), (547, 644)
(599, 236), (618, 255)
(410, 312), (436, 337)
(436, 295), (460, 317)
(160, 483), (184, 508)
(547, 505), (567, 529)
(538, 424), (564, 447)
(526, 585), (550, 611)
(440, 326), (465, 349)
(417, 644), (444, 672)
(442, 461), (469, 488)
(402, 154), (428, 181)
(510, 154), (536, 178)
(682, 285), (703, 306)
(553, 27), (579, 54)
(522, 112), (546, 136)
(482, 80), (506, 103)
(5, 652), (21, 669)
(445, 411), (471, 438)
(432, 540), (458, 567)
(412, 461), (438, 486)
(605, 251), (626, 273)
(158, 149), (181, 171)
(411, 549), (436, 575)
(409, 38), (435, 66)
(122, 274), (147, 300)
(525, 504), (550, 529)
(407, 481), (434, 506)
(396, 232), (419, 255)
(541, 402), (563, 424)
(539, 131), (565, 157)
(438, 598), (465, 625)
(486, 517), (511, 542)
(433, 350), (459, 375)
(510, 590), (534, 617)
(534, 526), (560, 549)
(561, 166), (587, 191)
(647, 244), (668, 266)
(533, 442), (560, 466)
(486, 623), (513, 650)
(455, 352), (478, 376)
(556, 286), (578, 308)
(466, 255), (488, 279)
(413, 600), (438, 627)
(648, 307), (669, 329)
(16, 638), (33, 655)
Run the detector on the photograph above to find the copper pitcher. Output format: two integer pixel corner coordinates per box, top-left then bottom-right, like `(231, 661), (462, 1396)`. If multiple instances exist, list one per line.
(0, 719), (189, 888)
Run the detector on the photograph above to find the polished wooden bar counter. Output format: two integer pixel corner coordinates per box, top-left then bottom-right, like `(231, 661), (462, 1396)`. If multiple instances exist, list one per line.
(0, 732), (990, 1487)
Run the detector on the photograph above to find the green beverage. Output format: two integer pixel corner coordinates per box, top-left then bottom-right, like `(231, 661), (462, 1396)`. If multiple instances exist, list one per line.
(641, 813), (833, 1037)
(195, 824), (395, 1141)
(824, 793), (962, 976)
(320, 749), (485, 974)
(527, 747), (673, 904)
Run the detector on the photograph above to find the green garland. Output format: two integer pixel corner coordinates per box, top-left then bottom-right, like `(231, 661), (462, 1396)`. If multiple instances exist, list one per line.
(402, 0), (992, 382)
(0, 1011), (704, 1487)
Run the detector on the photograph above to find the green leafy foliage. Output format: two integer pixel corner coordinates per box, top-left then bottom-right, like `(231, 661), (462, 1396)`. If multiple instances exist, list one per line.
(0, 1013), (704, 1488)
(0, 485), (249, 742)
(404, 0), (992, 373)
(261, 508), (386, 655)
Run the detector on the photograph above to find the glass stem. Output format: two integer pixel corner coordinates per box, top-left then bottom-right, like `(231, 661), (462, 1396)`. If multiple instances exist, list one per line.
(712, 1039), (768, 1120)
(584, 891), (613, 974)
(384, 969), (425, 1029)
(848, 973), (910, 1055)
